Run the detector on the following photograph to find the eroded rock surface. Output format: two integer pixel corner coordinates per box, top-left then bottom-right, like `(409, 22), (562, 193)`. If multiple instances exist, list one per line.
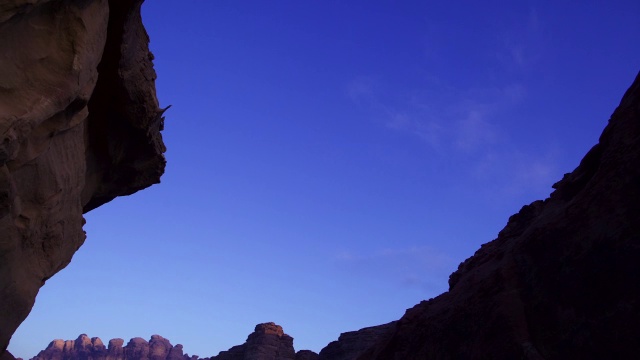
(30, 335), (195, 360)
(0, 0), (166, 356)
(211, 323), (300, 360)
(352, 71), (640, 358)
(317, 322), (395, 360)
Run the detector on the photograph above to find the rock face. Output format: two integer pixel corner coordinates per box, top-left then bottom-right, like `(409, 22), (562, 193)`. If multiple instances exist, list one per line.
(0, 0), (165, 357)
(348, 71), (640, 358)
(317, 323), (395, 360)
(211, 323), (301, 360)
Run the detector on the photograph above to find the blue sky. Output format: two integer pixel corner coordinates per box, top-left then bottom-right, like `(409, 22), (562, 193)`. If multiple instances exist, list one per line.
(9, 1), (640, 357)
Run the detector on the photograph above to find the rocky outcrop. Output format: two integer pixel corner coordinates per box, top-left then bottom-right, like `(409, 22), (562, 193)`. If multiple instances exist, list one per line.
(30, 335), (195, 360)
(211, 323), (300, 360)
(351, 71), (640, 358)
(0, 0), (165, 357)
(317, 322), (395, 360)
(28, 325), (319, 360)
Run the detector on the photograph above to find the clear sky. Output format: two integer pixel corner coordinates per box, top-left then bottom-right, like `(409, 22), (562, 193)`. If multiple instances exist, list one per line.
(9, 1), (640, 358)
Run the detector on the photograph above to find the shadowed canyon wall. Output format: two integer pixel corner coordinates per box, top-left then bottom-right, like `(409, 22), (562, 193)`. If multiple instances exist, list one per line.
(349, 71), (640, 358)
(0, 0), (166, 357)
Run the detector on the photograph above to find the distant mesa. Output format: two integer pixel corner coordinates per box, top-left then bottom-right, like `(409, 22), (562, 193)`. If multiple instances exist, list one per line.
(29, 333), (193, 360)
(28, 323), (320, 360)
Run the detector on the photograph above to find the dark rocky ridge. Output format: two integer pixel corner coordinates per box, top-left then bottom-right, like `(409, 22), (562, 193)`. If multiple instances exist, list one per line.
(317, 322), (395, 360)
(0, 0), (165, 358)
(210, 323), (314, 360)
(347, 71), (640, 358)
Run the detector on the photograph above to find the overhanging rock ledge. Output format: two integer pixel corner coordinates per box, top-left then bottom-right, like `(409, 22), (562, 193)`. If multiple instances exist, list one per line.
(0, 0), (166, 357)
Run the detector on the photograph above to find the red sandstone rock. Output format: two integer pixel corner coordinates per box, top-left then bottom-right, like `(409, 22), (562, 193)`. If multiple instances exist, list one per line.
(211, 323), (301, 360)
(148, 336), (172, 360)
(165, 345), (185, 360)
(106, 339), (124, 360)
(0, 0), (165, 356)
(31, 336), (195, 360)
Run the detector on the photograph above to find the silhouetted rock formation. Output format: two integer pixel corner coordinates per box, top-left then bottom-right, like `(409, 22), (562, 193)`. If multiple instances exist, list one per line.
(294, 351), (318, 360)
(317, 322), (395, 360)
(0, 0), (165, 357)
(30, 335), (198, 360)
(211, 323), (314, 360)
(28, 325), (319, 360)
(348, 71), (640, 358)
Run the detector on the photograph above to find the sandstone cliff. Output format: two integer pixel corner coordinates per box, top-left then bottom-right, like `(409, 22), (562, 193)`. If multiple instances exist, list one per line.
(342, 71), (640, 358)
(0, 0), (166, 357)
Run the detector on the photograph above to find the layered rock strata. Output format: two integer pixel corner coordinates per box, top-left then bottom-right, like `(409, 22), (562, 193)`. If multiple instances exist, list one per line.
(0, 0), (166, 357)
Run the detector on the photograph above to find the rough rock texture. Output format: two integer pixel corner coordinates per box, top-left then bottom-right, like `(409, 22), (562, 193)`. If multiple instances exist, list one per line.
(351, 71), (640, 358)
(317, 322), (395, 360)
(106, 340), (124, 360)
(30, 335), (195, 360)
(211, 323), (299, 360)
(0, 0), (165, 356)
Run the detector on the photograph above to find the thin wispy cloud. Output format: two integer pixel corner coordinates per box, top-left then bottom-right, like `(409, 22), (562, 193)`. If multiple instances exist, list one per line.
(454, 109), (498, 151)
(349, 80), (522, 153)
(385, 110), (444, 150)
(334, 245), (455, 291)
(343, 8), (557, 201)
(471, 146), (559, 198)
(498, 7), (544, 70)
(345, 76), (560, 200)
